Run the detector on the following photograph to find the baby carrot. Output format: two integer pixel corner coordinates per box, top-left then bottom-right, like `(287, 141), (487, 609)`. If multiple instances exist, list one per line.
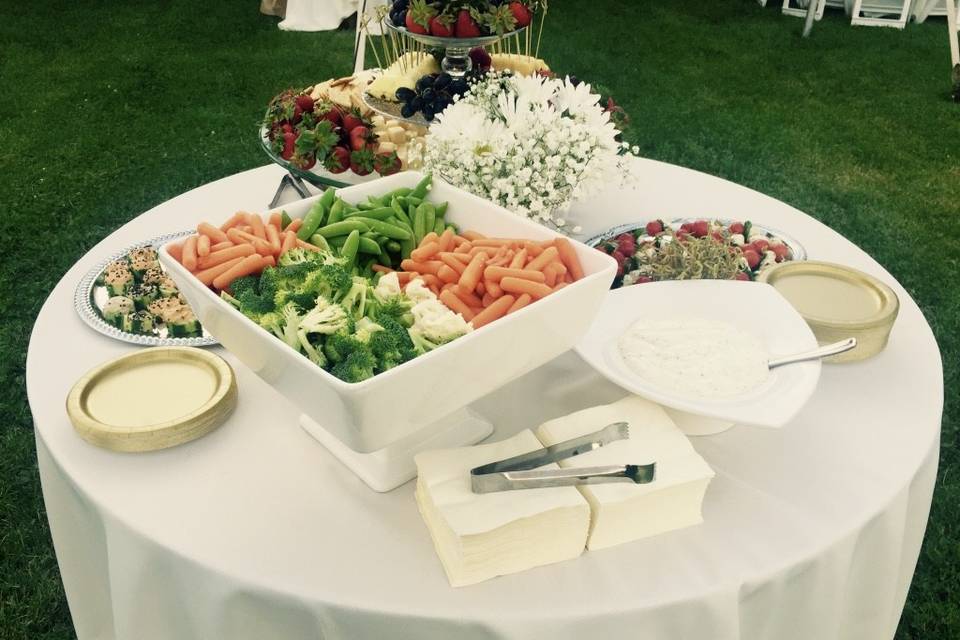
(437, 265), (459, 284)
(507, 293), (532, 314)
(461, 230), (486, 241)
(420, 231), (440, 247)
(198, 222), (229, 244)
(471, 295), (515, 329)
(525, 246), (559, 272)
(265, 224), (281, 254)
(419, 273), (442, 289)
(213, 254), (266, 291)
(286, 218), (303, 233)
(371, 264), (394, 274)
(500, 277), (553, 299)
(484, 266), (546, 283)
(280, 230), (297, 254)
(543, 264), (557, 287)
(296, 238), (326, 252)
(227, 228), (272, 255)
(472, 238), (511, 248)
(195, 256), (244, 286)
(197, 234), (211, 258)
(438, 228), (455, 252)
(484, 278), (503, 298)
(182, 236), (199, 271)
(438, 252), (467, 274)
(481, 292), (495, 307)
(166, 241), (184, 263)
(451, 235), (469, 247)
(554, 238), (585, 281)
(477, 281), (486, 296)
(219, 212), (246, 233)
(210, 241), (233, 252)
(247, 213), (267, 240)
(197, 243), (256, 269)
(262, 254), (276, 267)
(452, 286), (483, 308)
(439, 289), (476, 321)
(411, 241), (441, 262)
(401, 259), (443, 276)
(269, 211), (282, 229)
(522, 241), (544, 257)
(458, 252), (488, 294)
(509, 248), (527, 269)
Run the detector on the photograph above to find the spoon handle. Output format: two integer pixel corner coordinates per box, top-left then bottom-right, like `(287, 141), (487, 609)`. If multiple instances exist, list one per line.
(768, 338), (857, 369)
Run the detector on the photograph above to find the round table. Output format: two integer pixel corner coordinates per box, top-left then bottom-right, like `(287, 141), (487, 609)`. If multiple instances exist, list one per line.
(28, 160), (942, 640)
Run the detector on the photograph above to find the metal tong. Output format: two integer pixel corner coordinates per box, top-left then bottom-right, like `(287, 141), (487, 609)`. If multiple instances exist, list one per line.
(470, 422), (656, 494)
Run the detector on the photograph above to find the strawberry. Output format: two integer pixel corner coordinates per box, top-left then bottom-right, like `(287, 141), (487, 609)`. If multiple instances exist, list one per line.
(281, 131), (297, 160)
(690, 220), (710, 238)
(293, 154), (317, 170)
(349, 125), (373, 151)
(429, 15), (454, 37)
(455, 9), (482, 37)
(508, 2), (532, 28)
(374, 151), (402, 176)
(751, 238), (770, 253)
(611, 250), (627, 277)
(350, 148), (375, 176)
(734, 271), (751, 281)
(675, 229), (690, 242)
(710, 231), (724, 243)
(316, 103), (342, 128)
(295, 94), (315, 113)
(405, 0), (434, 35)
(771, 243), (790, 262)
(326, 146), (350, 174)
(645, 220), (664, 236)
(728, 221), (745, 235)
(635, 275), (654, 284)
(341, 110), (364, 133)
(280, 122), (294, 134)
(615, 233), (635, 256)
(469, 47), (492, 72)
(742, 249), (761, 270)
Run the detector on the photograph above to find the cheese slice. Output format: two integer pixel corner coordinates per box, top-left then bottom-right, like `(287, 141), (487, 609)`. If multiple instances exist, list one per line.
(367, 52), (440, 100)
(490, 53), (550, 76)
(535, 396), (715, 550)
(415, 429), (590, 587)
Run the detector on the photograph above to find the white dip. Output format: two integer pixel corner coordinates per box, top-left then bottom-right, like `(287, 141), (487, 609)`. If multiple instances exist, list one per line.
(618, 318), (769, 398)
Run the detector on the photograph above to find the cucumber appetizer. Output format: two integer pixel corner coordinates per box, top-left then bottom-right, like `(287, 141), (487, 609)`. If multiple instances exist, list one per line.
(91, 243), (203, 339)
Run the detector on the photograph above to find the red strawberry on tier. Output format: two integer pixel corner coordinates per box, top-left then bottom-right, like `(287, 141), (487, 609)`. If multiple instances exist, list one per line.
(429, 14), (454, 37)
(316, 102), (342, 127)
(509, 2), (532, 28)
(280, 131), (297, 160)
(349, 125), (374, 151)
(350, 148), (375, 176)
(374, 152), (402, 176)
(295, 94), (315, 113)
(405, 0), (434, 35)
(326, 146), (350, 174)
(341, 110), (364, 133)
(455, 9), (482, 37)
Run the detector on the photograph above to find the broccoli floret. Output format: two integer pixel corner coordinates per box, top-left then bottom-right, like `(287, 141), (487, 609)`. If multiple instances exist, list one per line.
(323, 328), (363, 364)
(301, 263), (353, 302)
(229, 275), (260, 298)
(369, 294), (415, 328)
(341, 277), (371, 320)
(274, 302), (303, 350)
(297, 298), (351, 353)
(331, 348), (376, 383)
(354, 317), (383, 343)
(297, 331), (327, 367)
(258, 311), (284, 338)
(277, 247), (312, 266)
(369, 316), (417, 372)
(274, 289), (317, 311)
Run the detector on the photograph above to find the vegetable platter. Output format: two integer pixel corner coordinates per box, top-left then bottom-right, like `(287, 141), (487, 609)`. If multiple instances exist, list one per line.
(74, 231), (216, 347)
(588, 218), (807, 289)
(157, 171), (616, 458)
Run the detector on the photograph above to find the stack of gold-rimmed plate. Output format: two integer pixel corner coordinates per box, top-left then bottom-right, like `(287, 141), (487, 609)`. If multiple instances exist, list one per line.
(66, 347), (236, 452)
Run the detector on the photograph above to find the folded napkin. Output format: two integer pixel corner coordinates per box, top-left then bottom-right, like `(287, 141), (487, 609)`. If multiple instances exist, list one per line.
(535, 396), (715, 550)
(415, 429), (590, 587)
(415, 396), (715, 586)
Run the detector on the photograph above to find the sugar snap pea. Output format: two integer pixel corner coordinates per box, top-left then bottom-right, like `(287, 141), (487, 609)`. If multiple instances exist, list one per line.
(350, 217), (411, 240)
(297, 188), (336, 240)
(280, 211), (293, 230)
(421, 203), (436, 238)
(308, 234), (332, 252)
(386, 240), (402, 254)
(346, 207), (394, 221)
(434, 201), (448, 220)
(433, 219), (445, 235)
(357, 236), (382, 255)
(326, 199), (346, 225)
(410, 174), (432, 200)
(341, 230), (360, 263)
(315, 219), (369, 238)
(412, 205), (426, 244)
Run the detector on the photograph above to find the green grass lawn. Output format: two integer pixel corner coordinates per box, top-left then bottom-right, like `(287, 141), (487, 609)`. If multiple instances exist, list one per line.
(1, 1), (957, 637)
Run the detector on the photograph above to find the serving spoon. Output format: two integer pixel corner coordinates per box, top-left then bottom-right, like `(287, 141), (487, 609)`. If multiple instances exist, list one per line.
(768, 338), (857, 369)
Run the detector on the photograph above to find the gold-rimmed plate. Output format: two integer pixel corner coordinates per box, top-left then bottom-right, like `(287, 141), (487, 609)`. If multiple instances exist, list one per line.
(66, 347), (237, 452)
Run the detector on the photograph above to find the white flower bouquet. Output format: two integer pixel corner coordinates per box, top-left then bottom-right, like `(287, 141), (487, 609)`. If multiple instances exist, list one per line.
(409, 72), (636, 231)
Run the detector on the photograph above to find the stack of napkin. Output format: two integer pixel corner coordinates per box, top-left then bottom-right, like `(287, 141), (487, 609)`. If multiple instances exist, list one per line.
(414, 396), (715, 586)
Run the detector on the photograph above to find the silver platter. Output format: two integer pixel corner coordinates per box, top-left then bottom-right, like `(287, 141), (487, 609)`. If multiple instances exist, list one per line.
(586, 219), (808, 263)
(74, 230), (218, 348)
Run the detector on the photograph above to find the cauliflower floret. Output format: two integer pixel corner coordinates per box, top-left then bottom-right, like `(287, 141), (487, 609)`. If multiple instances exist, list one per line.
(374, 271), (403, 301)
(405, 277), (437, 304)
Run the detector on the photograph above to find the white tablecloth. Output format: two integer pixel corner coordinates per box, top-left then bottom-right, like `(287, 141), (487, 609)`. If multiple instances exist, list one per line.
(29, 159), (942, 640)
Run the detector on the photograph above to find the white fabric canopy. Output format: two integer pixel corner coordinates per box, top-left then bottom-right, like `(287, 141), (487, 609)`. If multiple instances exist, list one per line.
(279, 0), (388, 32)
(29, 159), (942, 640)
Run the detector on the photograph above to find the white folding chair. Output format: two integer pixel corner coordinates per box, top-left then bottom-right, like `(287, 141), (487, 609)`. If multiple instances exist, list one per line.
(947, 0), (960, 67)
(782, 0), (827, 21)
(850, 0), (912, 28)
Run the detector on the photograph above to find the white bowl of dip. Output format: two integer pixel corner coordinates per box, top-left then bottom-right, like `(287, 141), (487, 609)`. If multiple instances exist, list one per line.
(574, 280), (821, 429)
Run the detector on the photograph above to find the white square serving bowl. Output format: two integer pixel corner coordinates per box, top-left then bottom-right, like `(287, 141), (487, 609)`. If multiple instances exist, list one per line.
(159, 172), (616, 453)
